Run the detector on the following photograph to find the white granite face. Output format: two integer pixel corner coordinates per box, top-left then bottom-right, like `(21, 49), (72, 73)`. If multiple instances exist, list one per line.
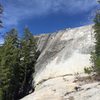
(34, 25), (95, 85)
(21, 25), (100, 100)
(21, 77), (100, 100)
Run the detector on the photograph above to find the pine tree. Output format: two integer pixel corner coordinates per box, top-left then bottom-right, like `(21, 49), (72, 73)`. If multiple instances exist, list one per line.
(0, 27), (39, 100)
(92, 1), (100, 75)
(0, 29), (20, 100)
(18, 27), (38, 98)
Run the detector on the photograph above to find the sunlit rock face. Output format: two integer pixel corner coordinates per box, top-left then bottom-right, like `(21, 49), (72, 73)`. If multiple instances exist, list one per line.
(34, 25), (95, 85)
(21, 25), (100, 100)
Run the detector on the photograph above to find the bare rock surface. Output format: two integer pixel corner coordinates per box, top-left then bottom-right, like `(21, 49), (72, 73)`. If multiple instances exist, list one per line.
(21, 75), (100, 100)
(34, 25), (94, 85)
(21, 25), (100, 100)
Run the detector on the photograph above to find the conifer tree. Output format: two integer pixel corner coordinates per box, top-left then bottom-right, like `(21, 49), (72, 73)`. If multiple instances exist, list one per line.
(92, 1), (100, 74)
(18, 27), (38, 98)
(0, 29), (20, 100)
(0, 27), (39, 100)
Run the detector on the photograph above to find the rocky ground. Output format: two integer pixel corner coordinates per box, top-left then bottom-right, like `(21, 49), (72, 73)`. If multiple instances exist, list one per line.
(21, 74), (100, 100)
(21, 25), (100, 100)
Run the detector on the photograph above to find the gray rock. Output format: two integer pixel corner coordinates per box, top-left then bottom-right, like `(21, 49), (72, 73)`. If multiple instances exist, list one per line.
(21, 25), (100, 100)
(34, 25), (95, 85)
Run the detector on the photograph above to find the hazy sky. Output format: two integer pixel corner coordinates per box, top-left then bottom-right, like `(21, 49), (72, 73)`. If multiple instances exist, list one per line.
(0, 0), (99, 38)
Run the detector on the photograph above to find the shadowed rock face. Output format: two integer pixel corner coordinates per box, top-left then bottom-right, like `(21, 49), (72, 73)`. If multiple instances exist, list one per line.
(21, 25), (100, 100)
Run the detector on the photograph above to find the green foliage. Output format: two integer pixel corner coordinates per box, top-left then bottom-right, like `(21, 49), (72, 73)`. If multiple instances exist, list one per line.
(18, 27), (38, 98)
(84, 67), (93, 74)
(0, 28), (39, 100)
(0, 29), (20, 100)
(91, 1), (100, 75)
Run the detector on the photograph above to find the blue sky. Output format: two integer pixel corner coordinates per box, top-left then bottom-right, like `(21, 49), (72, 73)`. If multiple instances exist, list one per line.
(0, 0), (99, 39)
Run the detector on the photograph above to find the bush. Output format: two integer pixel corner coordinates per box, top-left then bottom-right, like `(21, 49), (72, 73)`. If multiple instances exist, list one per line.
(84, 67), (93, 74)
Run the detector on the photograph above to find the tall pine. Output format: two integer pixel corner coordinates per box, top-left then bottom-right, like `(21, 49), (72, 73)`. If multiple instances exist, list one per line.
(92, 1), (100, 75)
(0, 29), (20, 100)
(18, 27), (38, 98)
(0, 27), (39, 100)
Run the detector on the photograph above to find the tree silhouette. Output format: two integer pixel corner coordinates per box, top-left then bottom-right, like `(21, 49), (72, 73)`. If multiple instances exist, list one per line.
(0, 4), (3, 27)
